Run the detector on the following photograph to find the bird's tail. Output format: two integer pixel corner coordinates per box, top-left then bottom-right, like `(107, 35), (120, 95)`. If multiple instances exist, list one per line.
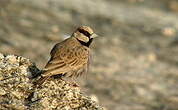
(33, 75), (50, 88)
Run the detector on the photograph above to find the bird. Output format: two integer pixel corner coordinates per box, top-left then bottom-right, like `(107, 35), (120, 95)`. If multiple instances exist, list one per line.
(35, 26), (97, 86)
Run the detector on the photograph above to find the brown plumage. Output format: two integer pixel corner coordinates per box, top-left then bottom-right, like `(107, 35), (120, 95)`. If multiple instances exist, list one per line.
(35, 26), (97, 86)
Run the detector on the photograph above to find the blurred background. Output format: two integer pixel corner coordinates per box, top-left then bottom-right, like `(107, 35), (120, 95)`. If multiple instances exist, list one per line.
(1, 0), (178, 110)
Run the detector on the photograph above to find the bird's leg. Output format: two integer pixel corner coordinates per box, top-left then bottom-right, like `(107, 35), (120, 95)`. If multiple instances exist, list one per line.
(70, 76), (79, 87)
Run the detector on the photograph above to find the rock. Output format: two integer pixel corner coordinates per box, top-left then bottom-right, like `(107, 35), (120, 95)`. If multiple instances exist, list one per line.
(0, 53), (4, 60)
(0, 53), (105, 110)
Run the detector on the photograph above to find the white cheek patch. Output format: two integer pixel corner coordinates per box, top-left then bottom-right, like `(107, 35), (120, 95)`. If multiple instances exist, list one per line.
(74, 32), (89, 42)
(78, 35), (89, 42)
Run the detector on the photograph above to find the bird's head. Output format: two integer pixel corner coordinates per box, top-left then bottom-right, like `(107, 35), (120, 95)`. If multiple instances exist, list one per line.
(72, 26), (97, 47)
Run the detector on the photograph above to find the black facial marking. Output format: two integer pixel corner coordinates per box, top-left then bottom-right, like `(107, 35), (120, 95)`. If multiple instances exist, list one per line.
(78, 28), (91, 37)
(77, 38), (93, 47)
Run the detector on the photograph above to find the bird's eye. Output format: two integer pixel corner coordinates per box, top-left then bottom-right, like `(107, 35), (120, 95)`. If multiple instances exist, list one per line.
(78, 29), (91, 37)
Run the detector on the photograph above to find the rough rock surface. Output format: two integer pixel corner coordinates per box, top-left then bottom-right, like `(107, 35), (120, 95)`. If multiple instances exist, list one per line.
(0, 53), (105, 110)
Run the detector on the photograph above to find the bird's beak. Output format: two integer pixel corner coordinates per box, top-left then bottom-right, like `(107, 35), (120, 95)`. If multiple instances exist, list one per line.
(90, 33), (98, 38)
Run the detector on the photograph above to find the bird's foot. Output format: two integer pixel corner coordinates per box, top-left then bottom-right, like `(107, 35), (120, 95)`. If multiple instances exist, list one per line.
(70, 82), (79, 87)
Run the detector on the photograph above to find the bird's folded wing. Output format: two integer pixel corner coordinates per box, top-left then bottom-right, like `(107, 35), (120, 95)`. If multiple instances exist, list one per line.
(42, 44), (89, 77)
(42, 56), (71, 77)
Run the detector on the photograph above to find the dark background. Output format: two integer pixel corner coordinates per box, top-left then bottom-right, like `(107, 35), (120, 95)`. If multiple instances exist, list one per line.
(1, 0), (178, 110)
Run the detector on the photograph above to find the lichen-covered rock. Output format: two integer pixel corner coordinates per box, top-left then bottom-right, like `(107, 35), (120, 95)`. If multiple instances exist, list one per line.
(0, 54), (34, 110)
(0, 53), (105, 110)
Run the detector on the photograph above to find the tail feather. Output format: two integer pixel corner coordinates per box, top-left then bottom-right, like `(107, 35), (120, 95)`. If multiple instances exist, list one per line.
(33, 76), (50, 88)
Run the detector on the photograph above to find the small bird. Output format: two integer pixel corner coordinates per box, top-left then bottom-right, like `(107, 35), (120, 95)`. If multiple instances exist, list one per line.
(35, 26), (97, 86)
